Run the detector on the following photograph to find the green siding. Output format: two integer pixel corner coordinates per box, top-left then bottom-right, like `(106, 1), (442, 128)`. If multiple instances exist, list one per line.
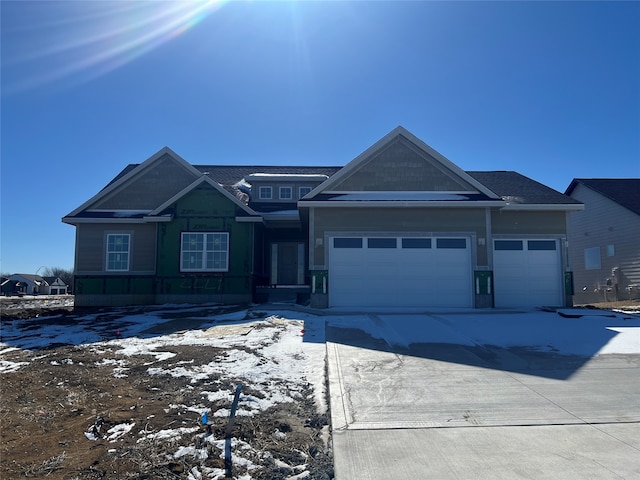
(156, 184), (253, 296)
(75, 183), (254, 305)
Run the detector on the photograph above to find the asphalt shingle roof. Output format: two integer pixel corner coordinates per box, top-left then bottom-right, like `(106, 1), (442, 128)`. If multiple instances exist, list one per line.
(565, 178), (640, 216)
(468, 171), (581, 205)
(105, 165), (579, 207)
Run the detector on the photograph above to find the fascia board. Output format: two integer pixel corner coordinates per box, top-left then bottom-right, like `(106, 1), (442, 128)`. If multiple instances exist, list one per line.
(298, 200), (506, 208)
(63, 147), (202, 218)
(235, 216), (264, 223)
(61, 217), (146, 224)
(148, 176), (260, 217)
(501, 203), (585, 211)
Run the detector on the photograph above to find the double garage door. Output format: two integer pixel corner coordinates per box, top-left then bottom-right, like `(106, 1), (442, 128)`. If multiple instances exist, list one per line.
(328, 236), (473, 307)
(328, 235), (563, 308)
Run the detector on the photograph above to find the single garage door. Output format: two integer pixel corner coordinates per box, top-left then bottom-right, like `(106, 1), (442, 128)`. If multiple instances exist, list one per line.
(328, 236), (472, 307)
(493, 239), (563, 308)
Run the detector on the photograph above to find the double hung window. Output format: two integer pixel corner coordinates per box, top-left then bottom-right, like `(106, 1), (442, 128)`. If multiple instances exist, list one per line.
(106, 234), (130, 271)
(181, 232), (229, 272)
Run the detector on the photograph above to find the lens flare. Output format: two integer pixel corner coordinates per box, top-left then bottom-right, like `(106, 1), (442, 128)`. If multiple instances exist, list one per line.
(3, 0), (226, 94)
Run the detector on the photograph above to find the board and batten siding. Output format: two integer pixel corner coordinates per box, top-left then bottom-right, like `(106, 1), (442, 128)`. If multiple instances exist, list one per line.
(75, 223), (157, 274)
(567, 184), (640, 303)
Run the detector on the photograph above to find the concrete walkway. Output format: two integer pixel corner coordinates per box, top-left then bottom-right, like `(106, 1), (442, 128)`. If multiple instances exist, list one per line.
(326, 315), (640, 479)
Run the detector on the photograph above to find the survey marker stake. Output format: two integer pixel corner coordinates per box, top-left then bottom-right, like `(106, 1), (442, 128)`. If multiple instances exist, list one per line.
(225, 384), (243, 478)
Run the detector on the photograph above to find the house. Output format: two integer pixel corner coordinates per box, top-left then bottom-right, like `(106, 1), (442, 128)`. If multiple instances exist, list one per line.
(42, 277), (69, 295)
(565, 178), (640, 304)
(63, 126), (583, 308)
(0, 274), (69, 296)
(4, 274), (45, 295)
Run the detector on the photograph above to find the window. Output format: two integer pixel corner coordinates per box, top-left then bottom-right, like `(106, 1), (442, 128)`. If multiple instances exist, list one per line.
(402, 238), (432, 249)
(437, 238), (467, 249)
(528, 240), (556, 251)
(495, 240), (523, 251)
(607, 244), (615, 257)
(181, 232), (229, 271)
(334, 238), (362, 248)
(258, 186), (272, 200)
(584, 247), (601, 270)
(299, 186), (312, 198)
(368, 238), (397, 248)
(106, 234), (130, 271)
(279, 186), (293, 200)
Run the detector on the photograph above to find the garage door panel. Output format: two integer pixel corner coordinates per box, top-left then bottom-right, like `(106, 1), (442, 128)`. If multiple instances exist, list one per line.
(329, 236), (472, 307)
(494, 239), (562, 308)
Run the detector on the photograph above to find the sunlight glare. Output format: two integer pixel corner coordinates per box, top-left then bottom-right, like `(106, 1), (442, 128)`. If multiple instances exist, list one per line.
(3, 0), (227, 94)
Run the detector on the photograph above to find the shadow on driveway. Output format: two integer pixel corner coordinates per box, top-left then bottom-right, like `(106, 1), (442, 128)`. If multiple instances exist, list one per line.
(325, 312), (625, 380)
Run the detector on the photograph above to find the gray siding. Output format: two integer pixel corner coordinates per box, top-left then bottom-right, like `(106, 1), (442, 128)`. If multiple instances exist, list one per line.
(331, 137), (476, 192)
(311, 207), (487, 267)
(491, 211), (567, 235)
(568, 184), (640, 303)
(93, 154), (198, 210)
(75, 223), (157, 274)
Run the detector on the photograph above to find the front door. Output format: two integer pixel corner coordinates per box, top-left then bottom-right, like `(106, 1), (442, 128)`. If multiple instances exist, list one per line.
(271, 243), (305, 285)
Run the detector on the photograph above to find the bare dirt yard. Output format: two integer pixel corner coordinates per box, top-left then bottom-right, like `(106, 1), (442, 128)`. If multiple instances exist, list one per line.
(0, 300), (332, 480)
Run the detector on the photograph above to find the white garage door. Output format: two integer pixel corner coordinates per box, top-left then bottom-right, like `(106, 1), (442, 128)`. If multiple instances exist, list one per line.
(329, 236), (472, 307)
(493, 239), (563, 308)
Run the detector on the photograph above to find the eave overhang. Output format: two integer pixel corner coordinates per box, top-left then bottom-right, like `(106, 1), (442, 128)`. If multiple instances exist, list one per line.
(298, 200), (506, 208)
(500, 203), (585, 211)
(235, 216), (264, 223)
(62, 217), (147, 224)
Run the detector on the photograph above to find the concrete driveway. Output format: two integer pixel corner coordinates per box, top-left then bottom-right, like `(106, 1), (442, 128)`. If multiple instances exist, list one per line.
(326, 314), (640, 479)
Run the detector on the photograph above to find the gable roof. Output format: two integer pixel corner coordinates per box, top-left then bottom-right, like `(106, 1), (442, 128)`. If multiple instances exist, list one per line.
(307, 126), (501, 200)
(565, 178), (640, 216)
(63, 147), (202, 222)
(42, 276), (67, 286)
(104, 164), (342, 205)
(147, 176), (260, 219)
(9, 274), (46, 284)
(469, 171), (583, 209)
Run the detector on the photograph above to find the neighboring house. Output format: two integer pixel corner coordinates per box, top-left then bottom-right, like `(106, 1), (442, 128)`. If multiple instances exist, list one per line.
(565, 178), (640, 304)
(63, 126), (583, 308)
(1, 277), (15, 296)
(5, 274), (46, 295)
(42, 277), (70, 295)
(1, 274), (69, 295)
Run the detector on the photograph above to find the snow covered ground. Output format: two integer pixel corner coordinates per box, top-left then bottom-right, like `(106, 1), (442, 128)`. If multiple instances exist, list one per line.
(1, 303), (638, 479)
(324, 307), (640, 356)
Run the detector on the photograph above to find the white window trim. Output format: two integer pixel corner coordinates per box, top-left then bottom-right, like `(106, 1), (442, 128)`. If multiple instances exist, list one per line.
(106, 233), (131, 271)
(299, 186), (312, 198)
(181, 232), (229, 272)
(258, 186), (272, 200)
(279, 186), (293, 200)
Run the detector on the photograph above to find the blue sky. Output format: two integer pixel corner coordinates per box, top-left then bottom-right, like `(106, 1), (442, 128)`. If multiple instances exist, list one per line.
(1, 1), (639, 275)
